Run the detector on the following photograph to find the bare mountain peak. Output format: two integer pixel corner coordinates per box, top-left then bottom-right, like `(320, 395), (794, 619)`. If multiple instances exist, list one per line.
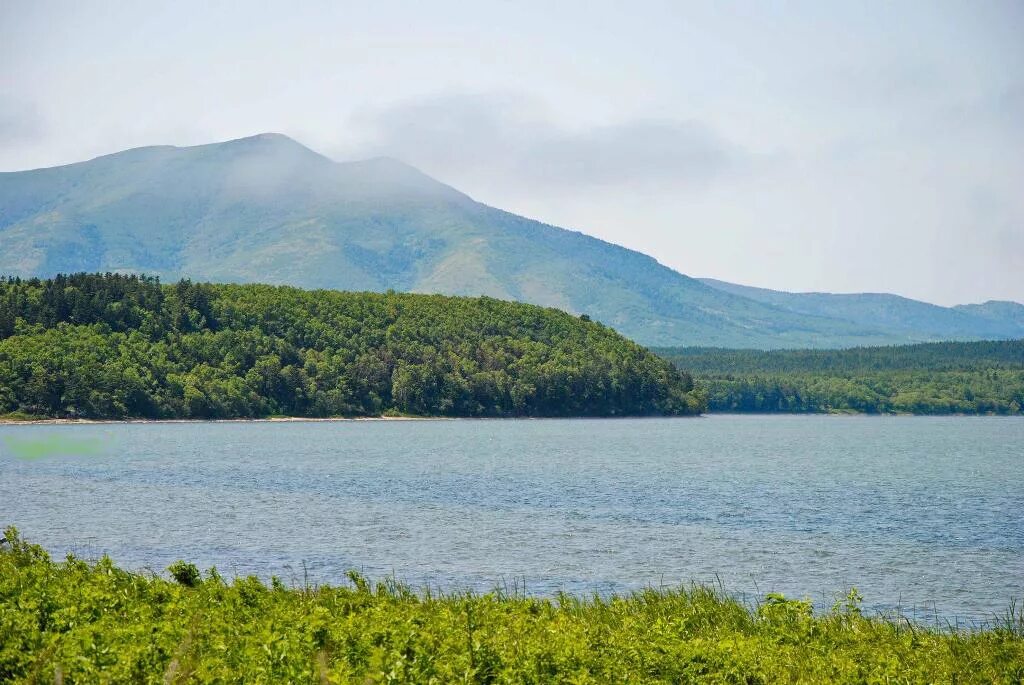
(64, 132), (329, 170)
(196, 132), (333, 164)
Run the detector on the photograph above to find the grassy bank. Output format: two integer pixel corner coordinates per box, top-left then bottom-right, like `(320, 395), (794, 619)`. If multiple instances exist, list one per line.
(2, 529), (1022, 683)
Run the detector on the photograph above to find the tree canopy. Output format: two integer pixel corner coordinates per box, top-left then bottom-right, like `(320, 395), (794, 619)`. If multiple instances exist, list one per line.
(0, 273), (704, 419)
(656, 343), (1024, 415)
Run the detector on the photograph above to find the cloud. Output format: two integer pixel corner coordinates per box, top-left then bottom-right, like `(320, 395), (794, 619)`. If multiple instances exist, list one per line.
(991, 84), (1024, 131)
(340, 92), (749, 192)
(0, 95), (45, 145)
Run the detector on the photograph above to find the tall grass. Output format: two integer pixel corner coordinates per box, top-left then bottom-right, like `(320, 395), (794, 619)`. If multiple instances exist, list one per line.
(2, 527), (1022, 683)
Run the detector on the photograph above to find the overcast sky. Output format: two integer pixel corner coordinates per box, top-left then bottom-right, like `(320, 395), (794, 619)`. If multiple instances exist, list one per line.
(2, 0), (1022, 305)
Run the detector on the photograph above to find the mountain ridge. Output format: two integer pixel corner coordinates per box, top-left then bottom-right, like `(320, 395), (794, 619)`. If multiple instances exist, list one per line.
(697, 278), (1024, 343)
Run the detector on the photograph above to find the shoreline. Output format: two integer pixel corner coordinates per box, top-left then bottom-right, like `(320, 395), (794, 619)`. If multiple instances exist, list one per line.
(0, 415), (446, 426)
(0, 414), (711, 425)
(2, 412), (1018, 425)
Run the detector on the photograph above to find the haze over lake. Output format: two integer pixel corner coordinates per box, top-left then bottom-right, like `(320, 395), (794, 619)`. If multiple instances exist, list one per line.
(2, 416), (1021, 623)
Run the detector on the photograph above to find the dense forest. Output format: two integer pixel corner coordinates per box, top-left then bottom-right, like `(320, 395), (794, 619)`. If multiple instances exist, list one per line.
(656, 342), (1024, 414)
(0, 274), (704, 419)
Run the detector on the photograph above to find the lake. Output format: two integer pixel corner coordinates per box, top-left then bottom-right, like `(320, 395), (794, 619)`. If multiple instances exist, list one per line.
(1, 415), (1021, 623)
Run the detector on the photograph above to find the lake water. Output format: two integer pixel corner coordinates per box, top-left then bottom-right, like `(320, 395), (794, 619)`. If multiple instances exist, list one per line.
(1, 415), (1021, 623)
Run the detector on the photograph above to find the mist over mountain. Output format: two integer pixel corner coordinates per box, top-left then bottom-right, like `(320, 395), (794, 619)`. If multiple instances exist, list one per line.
(1, 133), (1021, 348)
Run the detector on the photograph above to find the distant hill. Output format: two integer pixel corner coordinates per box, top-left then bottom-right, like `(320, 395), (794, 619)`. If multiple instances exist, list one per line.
(699, 278), (1024, 343)
(655, 340), (1024, 415)
(655, 339), (1024, 375)
(2, 133), (1021, 348)
(0, 273), (704, 419)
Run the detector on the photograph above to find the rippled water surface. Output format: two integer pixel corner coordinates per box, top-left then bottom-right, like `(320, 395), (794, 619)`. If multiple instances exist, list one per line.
(2, 416), (1021, 622)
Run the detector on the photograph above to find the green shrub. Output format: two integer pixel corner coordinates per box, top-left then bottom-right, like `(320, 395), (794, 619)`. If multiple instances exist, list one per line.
(167, 560), (201, 587)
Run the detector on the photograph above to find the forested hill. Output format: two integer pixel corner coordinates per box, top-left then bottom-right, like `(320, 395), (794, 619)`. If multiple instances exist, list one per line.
(656, 340), (1024, 375)
(0, 274), (705, 419)
(656, 342), (1024, 415)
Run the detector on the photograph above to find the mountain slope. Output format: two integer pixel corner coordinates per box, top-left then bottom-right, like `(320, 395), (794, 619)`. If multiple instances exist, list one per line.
(1, 133), (1019, 348)
(953, 301), (1024, 331)
(699, 278), (1024, 343)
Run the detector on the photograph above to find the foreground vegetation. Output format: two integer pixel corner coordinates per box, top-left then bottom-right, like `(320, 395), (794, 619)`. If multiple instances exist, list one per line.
(657, 341), (1024, 414)
(0, 274), (703, 419)
(2, 530), (1022, 683)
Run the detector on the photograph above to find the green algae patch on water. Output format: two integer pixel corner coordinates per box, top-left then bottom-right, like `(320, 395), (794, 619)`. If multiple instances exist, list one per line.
(1, 433), (109, 460)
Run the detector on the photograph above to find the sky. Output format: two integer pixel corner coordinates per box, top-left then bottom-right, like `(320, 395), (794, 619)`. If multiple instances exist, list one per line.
(2, 0), (1022, 305)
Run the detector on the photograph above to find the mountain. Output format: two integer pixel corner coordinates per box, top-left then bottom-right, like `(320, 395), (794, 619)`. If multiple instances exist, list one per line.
(699, 279), (1024, 344)
(953, 301), (1024, 330)
(1, 133), (1021, 348)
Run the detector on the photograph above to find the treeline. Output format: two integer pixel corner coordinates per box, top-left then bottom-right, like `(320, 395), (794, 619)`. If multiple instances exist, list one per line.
(656, 343), (1024, 415)
(0, 273), (704, 419)
(658, 341), (1024, 374)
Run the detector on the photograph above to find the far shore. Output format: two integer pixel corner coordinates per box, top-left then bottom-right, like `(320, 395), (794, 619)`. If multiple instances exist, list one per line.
(0, 415), (450, 426)
(1, 412), (1013, 426)
(0, 414), (711, 425)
